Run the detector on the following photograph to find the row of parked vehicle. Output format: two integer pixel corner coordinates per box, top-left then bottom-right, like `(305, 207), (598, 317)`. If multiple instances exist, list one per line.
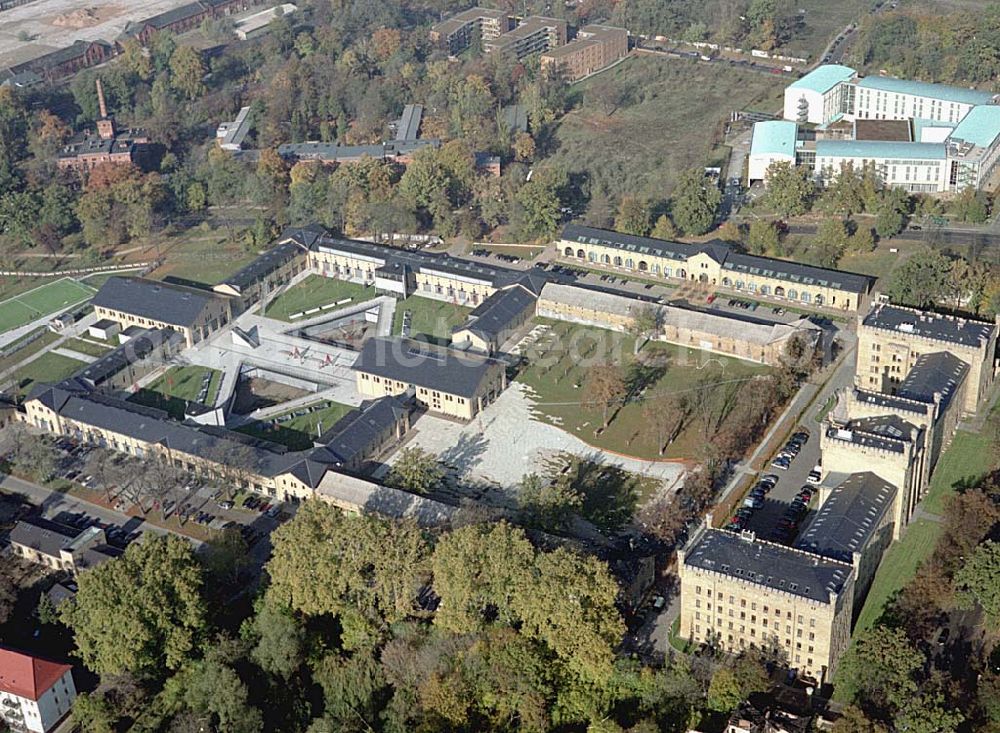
(60, 512), (141, 548)
(771, 430), (809, 470)
(727, 474), (779, 531)
(242, 495), (283, 518)
(769, 485), (816, 545)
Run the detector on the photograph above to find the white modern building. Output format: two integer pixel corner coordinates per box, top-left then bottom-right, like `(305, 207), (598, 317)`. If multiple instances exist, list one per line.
(765, 65), (1000, 192)
(783, 64), (857, 125)
(749, 120), (799, 181)
(0, 648), (76, 733)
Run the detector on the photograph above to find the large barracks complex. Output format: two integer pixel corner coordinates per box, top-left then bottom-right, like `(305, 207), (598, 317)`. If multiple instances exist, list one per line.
(678, 297), (998, 684)
(9, 218), (997, 688)
(750, 64), (1000, 192)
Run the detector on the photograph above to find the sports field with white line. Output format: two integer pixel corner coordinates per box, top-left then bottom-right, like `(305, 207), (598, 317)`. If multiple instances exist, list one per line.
(0, 278), (96, 334)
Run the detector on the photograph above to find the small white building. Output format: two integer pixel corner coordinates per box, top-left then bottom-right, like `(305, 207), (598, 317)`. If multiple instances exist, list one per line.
(0, 647), (76, 733)
(748, 120), (799, 182)
(234, 3), (297, 41)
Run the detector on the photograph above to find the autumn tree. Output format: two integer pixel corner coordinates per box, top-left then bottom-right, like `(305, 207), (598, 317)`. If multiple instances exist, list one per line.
(615, 195), (651, 236)
(764, 160), (814, 217)
(169, 45), (206, 100)
(516, 472), (582, 531)
(808, 217), (850, 268)
(643, 391), (689, 455)
(885, 248), (952, 308)
(837, 626), (923, 717)
(955, 540), (1000, 627)
(747, 218), (779, 255)
(512, 131), (536, 162)
(385, 446), (444, 495)
(651, 214), (678, 240)
(584, 362), (627, 428)
(671, 168), (721, 235)
(61, 535), (207, 677)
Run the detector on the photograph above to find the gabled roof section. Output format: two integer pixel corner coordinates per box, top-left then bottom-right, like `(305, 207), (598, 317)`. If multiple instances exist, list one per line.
(353, 337), (500, 398)
(795, 472), (896, 563)
(92, 277), (224, 328)
(0, 647), (71, 701)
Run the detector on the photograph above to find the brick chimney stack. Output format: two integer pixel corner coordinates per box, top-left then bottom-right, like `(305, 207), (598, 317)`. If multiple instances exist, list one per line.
(95, 78), (116, 140)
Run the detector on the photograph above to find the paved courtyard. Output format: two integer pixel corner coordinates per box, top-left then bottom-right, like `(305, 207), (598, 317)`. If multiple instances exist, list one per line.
(382, 383), (687, 496)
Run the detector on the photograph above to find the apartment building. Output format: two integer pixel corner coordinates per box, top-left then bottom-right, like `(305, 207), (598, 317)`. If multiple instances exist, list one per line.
(540, 24), (628, 81)
(559, 224), (875, 312)
(856, 300), (997, 415)
(678, 524), (855, 684)
(484, 16), (567, 59)
(0, 648), (76, 733)
(353, 336), (507, 421)
(91, 277), (233, 348)
(429, 7), (511, 54)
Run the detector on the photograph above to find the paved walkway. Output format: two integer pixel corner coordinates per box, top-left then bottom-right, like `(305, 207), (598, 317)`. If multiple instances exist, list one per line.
(384, 383), (687, 494)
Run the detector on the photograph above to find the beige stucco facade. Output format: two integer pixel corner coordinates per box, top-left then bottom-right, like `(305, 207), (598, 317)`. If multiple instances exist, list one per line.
(558, 239), (869, 312)
(677, 530), (854, 684)
(93, 298), (232, 349)
(856, 307), (997, 415)
(354, 364), (506, 421)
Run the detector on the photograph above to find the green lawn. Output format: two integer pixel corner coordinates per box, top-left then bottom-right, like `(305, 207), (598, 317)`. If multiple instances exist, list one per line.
(0, 329), (59, 374)
(852, 519), (943, 636)
(923, 426), (996, 516)
(515, 321), (772, 460)
(149, 227), (257, 287)
(65, 338), (113, 358)
(129, 366), (222, 418)
(0, 278), (95, 334)
(550, 56), (783, 205)
(236, 401), (355, 450)
(263, 276), (376, 321)
(10, 351), (87, 394)
(393, 296), (472, 345)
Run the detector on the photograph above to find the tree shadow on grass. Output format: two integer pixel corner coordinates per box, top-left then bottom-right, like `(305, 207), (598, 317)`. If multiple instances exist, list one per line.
(545, 451), (640, 533)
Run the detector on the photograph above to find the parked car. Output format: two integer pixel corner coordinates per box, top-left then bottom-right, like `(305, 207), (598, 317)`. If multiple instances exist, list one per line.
(806, 466), (822, 484)
(792, 431), (809, 444)
(771, 455), (791, 470)
(218, 500), (234, 510)
(743, 495), (763, 509)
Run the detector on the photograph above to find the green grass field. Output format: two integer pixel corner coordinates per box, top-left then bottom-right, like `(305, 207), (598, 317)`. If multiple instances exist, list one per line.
(550, 57), (783, 205)
(515, 321), (772, 460)
(0, 278), (95, 334)
(264, 276), (375, 321)
(10, 351), (87, 395)
(64, 338), (113, 358)
(236, 401), (355, 450)
(129, 366), (222, 418)
(393, 296), (471, 345)
(847, 518), (943, 649)
(148, 227), (258, 287)
(922, 426), (995, 516)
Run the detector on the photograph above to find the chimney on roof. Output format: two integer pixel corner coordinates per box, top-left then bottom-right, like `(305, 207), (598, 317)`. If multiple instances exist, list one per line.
(95, 78), (116, 141)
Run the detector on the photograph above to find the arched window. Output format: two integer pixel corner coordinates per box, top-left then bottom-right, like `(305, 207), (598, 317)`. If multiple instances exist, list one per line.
(664, 267), (672, 277)
(589, 251), (597, 262)
(722, 277), (732, 286)
(602, 254), (611, 264)
(801, 292), (811, 303)
(638, 260), (648, 271)
(614, 256), (623, 267)
(735, 280), (744, 290)
(564, 246), (574, 257)
(775, 286), (785, 297)
(788, 289), (798, 300)
(699, 273), (709, 283)
(625, 258), (634, 269)
(760, 285), (771, 296)
(815, 294), (824, 306)
(577, 249), (585, 259)
(652, 264), (661, 275)
(676, 268), (686, 279)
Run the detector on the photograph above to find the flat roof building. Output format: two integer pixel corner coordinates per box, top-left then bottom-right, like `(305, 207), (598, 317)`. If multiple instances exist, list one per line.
(540, 24), (628, 82)
(429, 7), (511, 55)
(749, 120), (799, 182)
(485, 16), (567, 60)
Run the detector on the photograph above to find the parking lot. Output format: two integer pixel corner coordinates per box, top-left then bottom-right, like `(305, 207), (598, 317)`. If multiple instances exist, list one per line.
(43, 435), (290, 550)
(729, 426), (822, 545)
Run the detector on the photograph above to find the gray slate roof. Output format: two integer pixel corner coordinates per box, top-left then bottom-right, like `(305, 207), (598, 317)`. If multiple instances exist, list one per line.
(317, 394), (411, 464)
(219, 241), (306, 293)
(455, 285), (537, 341)
(562, 224), (875, 295)
(683, 527), (853, 603)
(7, 519), (77, 556)
(353, 337), (500, 398)
(795, 472), (896, 563)
(92, 277), (224, 329)
(897, 351), (969, 407)
(863, 302), (996, 348)
(68, 328), (182, 389)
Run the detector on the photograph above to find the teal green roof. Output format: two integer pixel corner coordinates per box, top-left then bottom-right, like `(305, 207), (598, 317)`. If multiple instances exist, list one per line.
(750, 121), (798, 157)
(816, 140), (946, 160)
(912, 117), (956, 140)
(948, 105), (1000, 148)
(788, 65), (856, 94)
(856, 76), (994, 106)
